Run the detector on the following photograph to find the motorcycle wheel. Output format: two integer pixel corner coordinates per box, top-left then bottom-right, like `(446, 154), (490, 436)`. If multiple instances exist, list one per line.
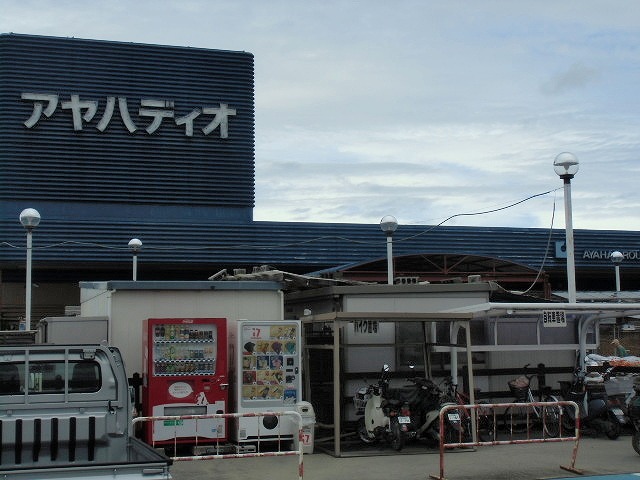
(632, 431), (640, 455)
(357, 417), (377, 444)
(477, 401), (496, 442)
(390, 419), (405, 451)
(444, 422), (463, 445)
(561, 413), (575, 433)
(605, 419), (621, 440)
(462, 415), (473, 442)
(542, 395), (561, 438)
(443, 407), (465, 445)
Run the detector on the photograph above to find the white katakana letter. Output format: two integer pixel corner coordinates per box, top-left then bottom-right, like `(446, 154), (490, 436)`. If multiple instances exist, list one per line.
(175, 109), (201, 137)
(96, 96), (116, 132)
(21, 93), (59, 128)
(95, 97), (137, 133)
(139, 99), (175, 134)
(118, 98), (138, 133)
(202, 103), (236, 138)
(61, 94), (98, 131)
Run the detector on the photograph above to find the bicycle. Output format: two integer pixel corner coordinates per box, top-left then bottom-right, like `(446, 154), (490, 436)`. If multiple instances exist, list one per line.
(503, 364), (561, 437)
(442, 378), (496, 442)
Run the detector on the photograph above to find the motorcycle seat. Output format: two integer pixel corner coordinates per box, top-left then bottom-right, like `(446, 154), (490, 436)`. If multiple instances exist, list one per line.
(384, 398), (403, 408)
(387, 386), (423, 405)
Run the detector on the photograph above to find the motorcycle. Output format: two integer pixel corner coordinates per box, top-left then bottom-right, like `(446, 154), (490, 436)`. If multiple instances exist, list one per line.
(628, 376), (640, 455)
(384, 366), (465, 446)
(559, 369), (620, 439)
(403, 375), (465, 445)
(354, 364), (410, 450)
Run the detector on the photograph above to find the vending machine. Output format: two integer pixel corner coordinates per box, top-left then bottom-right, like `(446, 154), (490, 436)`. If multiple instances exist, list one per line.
(142, 317), (230, 445)
(234, 320), (302, 444)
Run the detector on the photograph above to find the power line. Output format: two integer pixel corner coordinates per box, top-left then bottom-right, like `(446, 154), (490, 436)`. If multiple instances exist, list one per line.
(1, 188), (560, 252)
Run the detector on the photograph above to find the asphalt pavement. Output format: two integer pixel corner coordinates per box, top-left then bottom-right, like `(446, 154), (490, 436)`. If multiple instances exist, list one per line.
(169, 435), (640, 480)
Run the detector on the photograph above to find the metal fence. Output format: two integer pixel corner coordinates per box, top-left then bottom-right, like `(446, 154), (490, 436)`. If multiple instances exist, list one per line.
(430, 400), (581, 480)
(133, 411), (305, 480)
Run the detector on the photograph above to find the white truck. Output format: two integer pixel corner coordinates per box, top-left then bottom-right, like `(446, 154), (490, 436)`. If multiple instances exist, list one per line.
(0, 344), (172, 479)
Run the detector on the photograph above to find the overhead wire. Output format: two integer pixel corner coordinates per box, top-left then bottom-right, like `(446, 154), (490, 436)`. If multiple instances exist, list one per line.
(513, 190), (558, 295)
(394, 188), (560, 243)
(1, 188), (561, 252)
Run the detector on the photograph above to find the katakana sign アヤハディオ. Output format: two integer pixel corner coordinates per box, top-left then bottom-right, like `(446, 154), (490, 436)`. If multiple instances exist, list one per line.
(21, 93), (236, 138)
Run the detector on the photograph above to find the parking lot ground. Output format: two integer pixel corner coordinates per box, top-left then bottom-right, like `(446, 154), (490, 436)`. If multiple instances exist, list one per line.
(556, 476), (640, 480)
(169, 436), (640, 480)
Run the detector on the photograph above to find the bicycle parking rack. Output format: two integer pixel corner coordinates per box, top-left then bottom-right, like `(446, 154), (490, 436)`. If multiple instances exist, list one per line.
(429, 400), (581, 480)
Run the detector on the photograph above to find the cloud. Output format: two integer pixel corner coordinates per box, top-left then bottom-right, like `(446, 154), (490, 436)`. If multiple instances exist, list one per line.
(3, 1), (640, 231)
(541, 63), (601, 94)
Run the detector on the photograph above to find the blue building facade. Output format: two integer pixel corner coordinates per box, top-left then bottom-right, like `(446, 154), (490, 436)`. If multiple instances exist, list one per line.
(1, 34), (639, 326)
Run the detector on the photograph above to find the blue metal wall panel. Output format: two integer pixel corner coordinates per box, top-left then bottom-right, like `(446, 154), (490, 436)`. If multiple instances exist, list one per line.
(0, 34), (254, 212)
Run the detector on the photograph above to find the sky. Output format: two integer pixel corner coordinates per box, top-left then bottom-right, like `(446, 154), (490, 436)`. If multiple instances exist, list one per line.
(3, 1), (640, 231)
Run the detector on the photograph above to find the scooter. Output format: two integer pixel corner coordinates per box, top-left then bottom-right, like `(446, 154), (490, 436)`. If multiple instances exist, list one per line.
(559, 369), (620, 439)
(354, 364), (409, 450)
(604, 374), (633, 432)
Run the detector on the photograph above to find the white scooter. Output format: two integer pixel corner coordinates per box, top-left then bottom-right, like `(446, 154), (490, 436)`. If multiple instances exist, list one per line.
(354, 364), (410, 451)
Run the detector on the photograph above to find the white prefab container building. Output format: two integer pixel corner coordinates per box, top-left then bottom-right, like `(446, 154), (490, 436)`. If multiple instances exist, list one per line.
(80, 281), (284, 377)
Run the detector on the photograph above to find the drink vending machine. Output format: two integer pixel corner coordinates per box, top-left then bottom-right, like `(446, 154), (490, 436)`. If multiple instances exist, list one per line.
(234, 320), (302, 445)
(142, 317), (230, 445)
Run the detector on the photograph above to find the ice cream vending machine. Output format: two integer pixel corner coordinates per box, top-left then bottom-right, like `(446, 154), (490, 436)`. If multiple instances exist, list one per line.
(142, 317), (230, 445)
(235, 320), (302, 444)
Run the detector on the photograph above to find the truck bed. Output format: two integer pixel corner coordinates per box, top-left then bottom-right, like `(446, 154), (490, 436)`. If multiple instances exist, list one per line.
(1, 437), (171, 479)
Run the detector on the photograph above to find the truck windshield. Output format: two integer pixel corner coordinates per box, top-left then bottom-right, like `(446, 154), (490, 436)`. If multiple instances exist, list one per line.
(0, 361), (101, 395)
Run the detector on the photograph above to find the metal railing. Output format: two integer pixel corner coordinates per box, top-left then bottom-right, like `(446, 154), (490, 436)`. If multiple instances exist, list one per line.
(430, 400), (581, 480)
(133, 411), (305, 480)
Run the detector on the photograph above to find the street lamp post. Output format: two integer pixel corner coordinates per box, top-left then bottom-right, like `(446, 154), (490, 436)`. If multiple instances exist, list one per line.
(380, 215), (398, 285)
(19, 208), (41, 331)
(128, 238), (142, 281)
(611, 250), (623, 294)
(553, 152), (579, 303)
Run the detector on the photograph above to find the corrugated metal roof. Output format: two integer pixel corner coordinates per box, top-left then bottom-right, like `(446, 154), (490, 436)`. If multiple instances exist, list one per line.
(2, 216), (639, 276)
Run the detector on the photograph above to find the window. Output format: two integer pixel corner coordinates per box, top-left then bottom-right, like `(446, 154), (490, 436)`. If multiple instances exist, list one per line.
(396, 322), (426, 370)
(0, 361), (101, 395)
(0, 363), (22, 395)
(69, 361), (101, 393)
